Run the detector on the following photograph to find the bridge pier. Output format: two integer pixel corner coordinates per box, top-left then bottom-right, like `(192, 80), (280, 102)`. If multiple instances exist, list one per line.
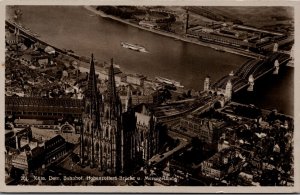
(247, 74), (254, 91)
(273, 59), (279, 75)
(273, 42), (278, 52)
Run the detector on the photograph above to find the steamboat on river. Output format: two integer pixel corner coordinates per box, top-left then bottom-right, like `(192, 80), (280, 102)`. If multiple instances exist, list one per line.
(121, 42), (147, 53)
(155, 76), (184, 88)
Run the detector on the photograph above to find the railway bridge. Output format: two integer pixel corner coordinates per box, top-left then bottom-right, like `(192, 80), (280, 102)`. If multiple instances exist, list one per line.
(154, 51), (291, 122)
(211, 51), (291, 93)
(5, 20), (83, 61)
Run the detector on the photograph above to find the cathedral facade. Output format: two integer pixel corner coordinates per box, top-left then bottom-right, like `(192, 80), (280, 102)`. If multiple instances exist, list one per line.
(80, 55), (123, 175)
(80, 54), (161, 175)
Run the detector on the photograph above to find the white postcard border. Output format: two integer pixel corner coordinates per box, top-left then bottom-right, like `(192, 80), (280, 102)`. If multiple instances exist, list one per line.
(0, 0), (299, 193)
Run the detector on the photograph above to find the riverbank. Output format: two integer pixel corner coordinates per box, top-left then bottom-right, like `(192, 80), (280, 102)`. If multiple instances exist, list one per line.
(84, 6), (263, 59)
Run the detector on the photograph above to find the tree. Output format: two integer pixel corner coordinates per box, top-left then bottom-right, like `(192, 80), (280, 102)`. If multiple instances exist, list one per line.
(153, 88), (172, 104)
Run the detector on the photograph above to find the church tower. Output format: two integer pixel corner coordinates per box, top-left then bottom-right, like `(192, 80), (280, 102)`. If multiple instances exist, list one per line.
(80, 54), (101, 167)
(225, 79), (232, 100)
(105, 58), (122, 120)
(101, 58), (123, 175)
(85, 54), (100, 127)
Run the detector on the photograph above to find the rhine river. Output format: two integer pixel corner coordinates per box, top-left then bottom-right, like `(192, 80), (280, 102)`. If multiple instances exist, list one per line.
(11, 6), (293, 115)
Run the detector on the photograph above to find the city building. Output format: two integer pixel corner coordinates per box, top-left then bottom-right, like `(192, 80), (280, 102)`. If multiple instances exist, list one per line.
(6, 127), (67, 175)
(120, 94), (154, 109)
(180, 115), (227, 148)
(122, 93), (160, 172)
(5, 96), (83, 120)
(43, 134), (67, 165)
(126, 74), (146, 86)
(115, 73), (127, 86)
(134, 105), (160, 161)
(200, 147), (245, 180)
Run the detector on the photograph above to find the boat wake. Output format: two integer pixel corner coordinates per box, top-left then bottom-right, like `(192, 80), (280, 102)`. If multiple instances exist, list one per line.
(140, 49), (149, 53)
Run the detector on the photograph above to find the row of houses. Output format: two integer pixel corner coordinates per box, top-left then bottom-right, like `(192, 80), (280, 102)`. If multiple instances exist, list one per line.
(6, 127), (67, 177)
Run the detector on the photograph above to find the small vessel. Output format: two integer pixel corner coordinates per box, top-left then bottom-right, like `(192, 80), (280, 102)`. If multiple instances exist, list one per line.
(155, 76), (184, 88)
(121, 42), (147, 53)
(213, 47), (224, 52)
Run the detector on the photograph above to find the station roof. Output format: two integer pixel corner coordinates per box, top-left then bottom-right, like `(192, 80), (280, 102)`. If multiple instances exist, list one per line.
(5, 96), (83, 108)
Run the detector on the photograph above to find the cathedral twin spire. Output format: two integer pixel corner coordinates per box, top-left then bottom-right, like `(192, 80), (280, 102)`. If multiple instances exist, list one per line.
(82, 54), (123, 172)
(86, 54), (97, 100)
(85, 54), (121, 121)
(106, 58), (121, 120)
(85, 53), (100, 129)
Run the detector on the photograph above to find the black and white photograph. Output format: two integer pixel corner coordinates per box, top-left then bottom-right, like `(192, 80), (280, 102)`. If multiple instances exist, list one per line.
(2, 1), (298, 193)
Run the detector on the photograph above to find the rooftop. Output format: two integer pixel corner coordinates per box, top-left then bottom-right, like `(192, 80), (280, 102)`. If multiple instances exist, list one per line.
(6, 96), (83, 108)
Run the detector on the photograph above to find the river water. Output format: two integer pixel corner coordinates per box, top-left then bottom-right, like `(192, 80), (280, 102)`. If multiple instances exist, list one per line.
(9, 6), (294, 115)
(233, 66), (293, 116)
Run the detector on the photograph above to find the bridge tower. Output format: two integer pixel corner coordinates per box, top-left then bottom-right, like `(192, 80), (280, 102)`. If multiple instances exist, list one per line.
(273, 42), (278, 52)
(225, 80), (232, 100)
(290, 44), (294, 59)
(288, 44), (294, 67)
(273, 59), (279, 75)
(204, 76), (210, 91)
(247, 74), (254, 91)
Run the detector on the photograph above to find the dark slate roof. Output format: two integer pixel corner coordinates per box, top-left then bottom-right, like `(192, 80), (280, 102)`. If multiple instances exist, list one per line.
(6, 96), (83, 109)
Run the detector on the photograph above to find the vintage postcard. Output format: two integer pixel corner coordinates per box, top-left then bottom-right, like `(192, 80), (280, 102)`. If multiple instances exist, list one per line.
(0, 0), (299, 193)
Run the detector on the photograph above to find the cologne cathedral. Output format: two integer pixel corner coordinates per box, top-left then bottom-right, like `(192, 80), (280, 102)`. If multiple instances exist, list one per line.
(80, 54), (161, 175)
